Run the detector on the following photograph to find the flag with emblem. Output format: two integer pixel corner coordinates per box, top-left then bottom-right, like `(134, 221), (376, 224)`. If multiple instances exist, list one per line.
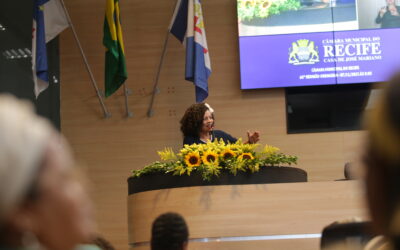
(169, 0), (211, 103)
(103, 0), (127, 97)
(32, 0), (69, 98)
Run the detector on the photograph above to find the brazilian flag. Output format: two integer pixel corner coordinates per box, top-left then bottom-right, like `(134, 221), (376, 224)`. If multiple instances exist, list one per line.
(103, 0), (127, 97)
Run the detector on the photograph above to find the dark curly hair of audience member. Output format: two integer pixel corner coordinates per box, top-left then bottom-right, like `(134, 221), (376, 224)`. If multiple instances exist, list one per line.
(180, 103), (211, 137)
(151, 212), (189, 250)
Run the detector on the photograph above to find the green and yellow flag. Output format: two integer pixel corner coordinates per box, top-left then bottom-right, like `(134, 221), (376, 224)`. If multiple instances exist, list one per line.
(103, 0), (127, 97)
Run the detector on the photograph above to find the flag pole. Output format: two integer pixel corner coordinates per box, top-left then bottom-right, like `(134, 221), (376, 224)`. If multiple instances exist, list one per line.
(123, 83), (133, 117)
(59, 0), (111, 118)
(147, 0), (181, 117)
(146, 29), (171, 117)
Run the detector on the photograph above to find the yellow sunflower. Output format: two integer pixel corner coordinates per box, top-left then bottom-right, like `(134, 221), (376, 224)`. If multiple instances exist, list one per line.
(184, 152), (201, 167)
(258, 0), (272, 17)
(238, 152), (254, 161)
(221, 148), (237, 160)
(202, 151), (219, 166)
(240, 0), (256, 8)
(260, 0), (271, 9)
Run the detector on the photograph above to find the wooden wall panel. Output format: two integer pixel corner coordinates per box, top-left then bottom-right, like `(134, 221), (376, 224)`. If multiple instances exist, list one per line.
(128, 181), (367, 245)
(60, 0), (367, 249)
(132, 238), (320, 250)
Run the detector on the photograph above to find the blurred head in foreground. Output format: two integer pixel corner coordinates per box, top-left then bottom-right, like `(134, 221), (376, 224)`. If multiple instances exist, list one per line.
(151, 212), (189, 250)
(0, 95), (95, 249)
(365, 72), (400, 247)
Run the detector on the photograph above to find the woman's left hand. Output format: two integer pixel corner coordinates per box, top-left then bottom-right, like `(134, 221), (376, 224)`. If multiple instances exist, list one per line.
(247, 130), (260, 144)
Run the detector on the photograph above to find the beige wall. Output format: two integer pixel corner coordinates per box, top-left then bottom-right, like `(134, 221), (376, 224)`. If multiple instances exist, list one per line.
(60, 0), (366, 248)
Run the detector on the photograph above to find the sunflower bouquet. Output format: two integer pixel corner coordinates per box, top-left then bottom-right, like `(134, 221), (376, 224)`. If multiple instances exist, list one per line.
(237, 0), (301, 21)
(131, 139), (298, 181)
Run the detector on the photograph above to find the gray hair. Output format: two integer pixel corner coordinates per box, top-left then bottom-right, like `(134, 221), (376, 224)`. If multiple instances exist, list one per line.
(0, 95), (54, 222)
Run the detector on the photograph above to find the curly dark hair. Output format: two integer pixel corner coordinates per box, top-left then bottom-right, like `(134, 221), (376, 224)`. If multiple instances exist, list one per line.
(180, 103), (213, 137)
(151, 212), (189, 250)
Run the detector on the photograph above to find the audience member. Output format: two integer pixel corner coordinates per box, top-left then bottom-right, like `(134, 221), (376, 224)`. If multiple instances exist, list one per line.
(151, 212), (189, 250)
(0, 95), (95, 250)
(320, 218), (374, 250)
(363, 72), (400, 249)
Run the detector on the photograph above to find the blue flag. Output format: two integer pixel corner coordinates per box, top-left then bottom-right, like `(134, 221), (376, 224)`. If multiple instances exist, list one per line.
(169, 0), (211, 103)
(32, 0), (69, 98)
(33, 0), (49, 97)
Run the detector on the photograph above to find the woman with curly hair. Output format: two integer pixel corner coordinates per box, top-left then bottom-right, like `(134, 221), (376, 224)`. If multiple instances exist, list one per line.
(180, 103), (260, 146)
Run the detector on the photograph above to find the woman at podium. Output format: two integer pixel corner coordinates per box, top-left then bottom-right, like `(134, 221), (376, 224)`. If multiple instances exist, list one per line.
(180, 103), (260, 146)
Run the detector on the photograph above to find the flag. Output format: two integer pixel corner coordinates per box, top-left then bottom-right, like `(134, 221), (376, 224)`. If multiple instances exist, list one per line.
(169, 0), (211, 103)
(32, 0), (69, 98)
(103, 0), (128, 97)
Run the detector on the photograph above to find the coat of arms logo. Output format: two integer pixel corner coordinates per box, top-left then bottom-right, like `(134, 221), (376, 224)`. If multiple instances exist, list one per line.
(288, 39), (319, 65)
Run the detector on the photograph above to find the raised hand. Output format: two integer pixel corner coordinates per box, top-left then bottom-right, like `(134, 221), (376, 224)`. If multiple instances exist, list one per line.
(380, 6), (387, 17)
(247, 130), (260, 144)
